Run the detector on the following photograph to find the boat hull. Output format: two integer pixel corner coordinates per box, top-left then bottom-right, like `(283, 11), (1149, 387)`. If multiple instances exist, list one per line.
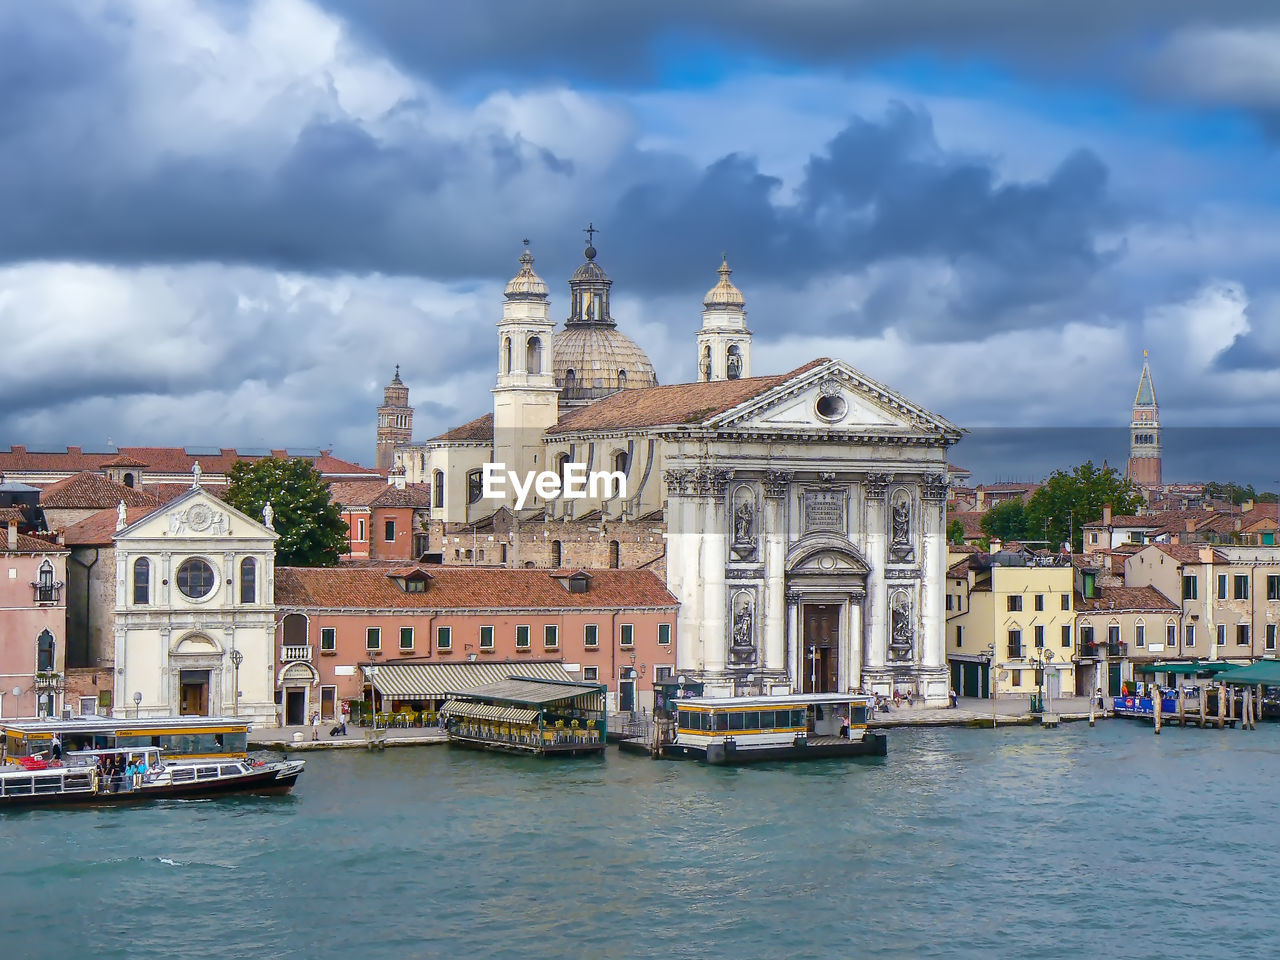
(0, 766), (302, 809)
(658, 732), (888, 765)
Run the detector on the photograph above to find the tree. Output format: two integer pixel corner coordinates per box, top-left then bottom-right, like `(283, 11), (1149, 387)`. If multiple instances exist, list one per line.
(946, 518), (966, 545)
(1024, 461), (1145, 553)
(979, 500), (1030, 543)
(223, 458), (349, 567)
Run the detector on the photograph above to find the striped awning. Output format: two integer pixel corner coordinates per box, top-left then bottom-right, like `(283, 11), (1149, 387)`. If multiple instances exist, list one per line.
(360, 660), (576, 699)
(441, 700), (540, 725)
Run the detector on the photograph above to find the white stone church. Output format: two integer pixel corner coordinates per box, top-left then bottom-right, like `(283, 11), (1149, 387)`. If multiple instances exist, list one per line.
(393, 238), (962, 703)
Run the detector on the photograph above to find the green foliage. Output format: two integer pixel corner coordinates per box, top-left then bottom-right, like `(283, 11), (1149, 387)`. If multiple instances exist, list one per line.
(946, 518), (966, 545)
(979, 500), (1030, 543)
(1024, 460), (1145, 553)
(223, 458), (348, 567)
(1203, 481), (1278, 505)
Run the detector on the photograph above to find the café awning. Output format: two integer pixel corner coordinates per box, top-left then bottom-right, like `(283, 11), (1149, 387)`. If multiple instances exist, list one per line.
(1217, 660), (1280, 685)
(440, 701), (540, 725)
(360, 660), (576, 699)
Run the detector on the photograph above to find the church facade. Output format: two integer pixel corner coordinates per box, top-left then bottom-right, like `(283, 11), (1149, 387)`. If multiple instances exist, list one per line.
(390, 239), (962, 702)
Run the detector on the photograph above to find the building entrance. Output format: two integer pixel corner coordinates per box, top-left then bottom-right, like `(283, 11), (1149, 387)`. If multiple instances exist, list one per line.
(801, 603), (840, 693)
(179, 670), (209, 716)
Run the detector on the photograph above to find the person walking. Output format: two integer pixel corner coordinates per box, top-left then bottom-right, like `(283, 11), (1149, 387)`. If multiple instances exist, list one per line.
(310, 711), (320, 741)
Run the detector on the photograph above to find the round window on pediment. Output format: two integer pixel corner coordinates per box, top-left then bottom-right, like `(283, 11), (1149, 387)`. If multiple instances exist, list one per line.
(815, 393), (848, 422)
(177, 558), (216, 600)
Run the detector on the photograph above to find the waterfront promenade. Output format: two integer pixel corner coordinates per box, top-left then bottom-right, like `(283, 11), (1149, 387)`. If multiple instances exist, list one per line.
(249, 724), (446, 750)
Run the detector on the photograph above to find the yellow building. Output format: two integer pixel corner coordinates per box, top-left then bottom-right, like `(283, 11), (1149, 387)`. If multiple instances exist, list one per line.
(947, 549), (1076, 702)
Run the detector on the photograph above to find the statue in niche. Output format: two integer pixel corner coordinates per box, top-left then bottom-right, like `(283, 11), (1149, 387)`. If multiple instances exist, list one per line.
(734, 499), (754, 543)
(890, 594), (913, 658)
(730, 599), (754, 662)
(892, 496), (910, 545)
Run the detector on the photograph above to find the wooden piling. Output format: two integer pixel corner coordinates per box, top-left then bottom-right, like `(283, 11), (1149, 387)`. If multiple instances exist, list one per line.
(1177, 686), (1186, 727)
(1217, 681), (1226, 730)
(1153, 685), (1162, 734)
(1198, 687), (1206, 728)
(1089, 698), (1096, 727)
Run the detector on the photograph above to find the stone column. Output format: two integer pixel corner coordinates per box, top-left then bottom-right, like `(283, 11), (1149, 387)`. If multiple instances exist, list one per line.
(664, 469), (702, 675)
(763, 471), (791, 674)
(862, 473), (892, 691)
(786, 590), (801, 691)
(917, 472), (951, 703)
(698, 466), (733, 676)
(846, 591), (865, 692)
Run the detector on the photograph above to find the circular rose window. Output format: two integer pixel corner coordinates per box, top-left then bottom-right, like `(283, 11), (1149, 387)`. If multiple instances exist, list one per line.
(815, 393), (848, 422)
(176, 558), (216, 599)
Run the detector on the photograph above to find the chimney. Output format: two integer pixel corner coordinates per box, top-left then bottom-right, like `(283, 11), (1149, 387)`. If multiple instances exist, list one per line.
(6, 519), (16, 551)
(1198, 546), (1215, 564)
(990, 538), (1003, 555)
(1102, 503), (1112, 525)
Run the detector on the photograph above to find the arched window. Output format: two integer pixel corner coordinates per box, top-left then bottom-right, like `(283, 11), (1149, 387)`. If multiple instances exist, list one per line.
(37, 629), (55, 673)
(433, 470), (444, 510)
(727, 345), (742, 380)
(283, 613), (308, 646)
(701, 345), (711, 381)
(555, 452), (571, 485)
(123, 472), (135, 488)
(36, 561), (54, 602)
(613, 450), (629, 475)
(467, 470), (483, 504)
(133, 558), (150, 605)
(526, 336), (542, 375)
(551, 540), (562, 567)
(565, 369), (576, 391)
(240, 557), (257, 604)
(503, 336), (512, 373)
(617, 369), (627, 389)
(609, 540), (620, 569)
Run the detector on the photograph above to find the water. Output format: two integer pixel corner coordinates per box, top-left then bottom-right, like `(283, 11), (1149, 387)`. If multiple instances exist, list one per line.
(2, 723), (1277, 960)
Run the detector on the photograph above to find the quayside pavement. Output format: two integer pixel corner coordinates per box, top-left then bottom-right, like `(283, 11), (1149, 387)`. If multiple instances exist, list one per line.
(249, 725), (447, 751)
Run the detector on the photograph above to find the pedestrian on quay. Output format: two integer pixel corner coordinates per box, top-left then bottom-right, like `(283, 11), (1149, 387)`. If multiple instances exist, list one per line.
(311, 711), (320, 741)
(949, 689), (958, 709)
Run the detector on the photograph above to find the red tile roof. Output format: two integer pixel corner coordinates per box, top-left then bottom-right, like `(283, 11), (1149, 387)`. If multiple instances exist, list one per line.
(61, 505), (156, 546)
(0, 507), (25, 524)
(38, 472), (160, 510)
(101, 454), (150, 468)
(0, 446), (376, 477)
(545, 361), (829, 435)
(275, 566), (679, 611)
(430, 413), (495, 443)
(1075, 585), (1179, 614)
(2, 533), (68, 555)
(1151, 544), (1226, 565)
(329, 480), (433, 509)
(948, 510), (985, 538)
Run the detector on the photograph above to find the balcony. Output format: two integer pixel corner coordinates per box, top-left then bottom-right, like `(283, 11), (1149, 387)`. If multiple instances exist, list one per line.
(34, 671), (64, 692)
(281, 645), (313, 662)
(1106, 641), (1127, 658)
(1007, 644), (1024, 660)
(1078, 640), (1099, 660)
(30, 581), (64, 605)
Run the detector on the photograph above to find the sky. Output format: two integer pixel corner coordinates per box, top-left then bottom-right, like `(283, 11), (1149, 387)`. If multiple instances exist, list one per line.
(4, 0), (1280, 483)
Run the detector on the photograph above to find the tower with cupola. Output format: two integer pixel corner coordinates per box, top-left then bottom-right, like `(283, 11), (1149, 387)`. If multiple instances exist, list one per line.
(376, 366), (413, 470)
(1125, 351), (1161, 488)
(696, 257), (752, 381)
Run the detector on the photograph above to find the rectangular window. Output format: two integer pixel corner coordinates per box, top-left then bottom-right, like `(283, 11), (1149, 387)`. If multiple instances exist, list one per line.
(1034, 625), (1045, 648)
(132, 561), (149, 605)
(357, 518), (366, 542)
(544, 624), (559, 648)
(1061, 594), (1070, 611)
(1269, 575), (1280, 601)
(385, 519), (396, 542)
(1011, 670), (1022, 687)
(1136, 624), (1145, 647)
(365, 627), (380, 650)
(1237, 623), (1250, 646)
(1182, 576), (1198, 601)
(1007, 595), (1023, 612)
(582, 666), (599, 681)
(1007, 629), (1022, 659)
(955, 625), (963, 648)
(620, 624), (634, 647)
(479, 625), (494, 650)
(946, 594), (953, 611)
(658, 623), (672, 645)
(1185, 624), (1195, 647)
(584, 624), (599, 648)
(1268, 624), (1277, 651)
(399, 626), (414, 651)
(516, 625), (530, 649)
(1216, 624), (1226, 646)
(1166, 623), (1176, 646)
(436, 626), (451, 651)
(1034, 594), (1044, 612)
(1234, 575), (1250, 600)
(320, 627), (336, 652)
(1217, 574), (1227, 600)
(1061, 625), (1071, 648)
(654, 666), (673, 682)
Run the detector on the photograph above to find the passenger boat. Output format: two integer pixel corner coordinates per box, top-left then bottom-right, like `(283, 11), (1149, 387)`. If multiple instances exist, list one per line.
(2, 716), (252, 761)
(652, 693), (887, 764)
(0, 748), (305, 807)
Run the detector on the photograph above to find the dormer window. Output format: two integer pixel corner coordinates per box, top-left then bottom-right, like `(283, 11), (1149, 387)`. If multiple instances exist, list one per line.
(393, 569), (432, 593)
(568, 573), (590, 594)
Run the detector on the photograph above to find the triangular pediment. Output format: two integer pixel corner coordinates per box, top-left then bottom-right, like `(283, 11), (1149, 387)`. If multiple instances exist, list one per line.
(710, 359), (961, 438)
(115, 486), (277, 543)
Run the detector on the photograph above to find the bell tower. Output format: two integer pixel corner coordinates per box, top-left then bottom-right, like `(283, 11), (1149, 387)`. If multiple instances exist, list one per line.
(696, 257), (751, 381)
(1125, 351), (1161, 488)
(376, 366), (413, 471)
(493, 242), (559, 500)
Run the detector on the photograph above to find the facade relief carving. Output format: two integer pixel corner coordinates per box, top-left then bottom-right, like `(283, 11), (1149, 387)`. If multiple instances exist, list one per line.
(763, 469), (792, 500)
(889, 590), (914, 661)
(889, 490), (915, 563)
(729, 591), (757, 665)
(920, 473), (950, 501)
(864, 472), (894, 500)
(730, 485), (758, 561)
(802, 488), (847, 535)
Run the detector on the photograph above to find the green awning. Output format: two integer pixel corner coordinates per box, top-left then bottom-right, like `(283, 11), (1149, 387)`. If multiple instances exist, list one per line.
(1216, 660), (1280, 685)
(1138, 661), (1237, 676)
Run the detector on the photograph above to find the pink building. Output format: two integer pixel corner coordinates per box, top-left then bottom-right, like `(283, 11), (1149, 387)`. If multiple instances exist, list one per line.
(273, 566), (678, 724)
(1, 520), (69, 719)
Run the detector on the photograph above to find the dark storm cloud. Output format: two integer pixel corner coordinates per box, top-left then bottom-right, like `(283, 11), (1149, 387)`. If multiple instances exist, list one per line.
(314, 0), (1280, 87)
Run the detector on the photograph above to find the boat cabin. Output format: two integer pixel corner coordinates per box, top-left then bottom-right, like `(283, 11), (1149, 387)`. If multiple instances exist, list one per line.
(1, 717), (250, 763)
(442, 676), (607, 757)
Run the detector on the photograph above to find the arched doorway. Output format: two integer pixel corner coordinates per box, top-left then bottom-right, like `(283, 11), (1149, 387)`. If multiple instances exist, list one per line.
(785, 536), (871, 694)
(169, 634), (224, 717)
(278, 662), (318, 726)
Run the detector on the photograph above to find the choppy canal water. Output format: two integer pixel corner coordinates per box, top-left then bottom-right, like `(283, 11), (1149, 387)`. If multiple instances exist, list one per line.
(2, 722), (1277, 960)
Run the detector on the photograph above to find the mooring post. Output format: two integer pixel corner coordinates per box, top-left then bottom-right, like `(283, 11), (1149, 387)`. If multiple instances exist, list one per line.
(1153, 685), (1162, 735)
(1089, 698), (1096, 727)
(1177, 686), (1185, 727)
(1198, 686), (1206, 728)
(1217, 681), (1226, 729)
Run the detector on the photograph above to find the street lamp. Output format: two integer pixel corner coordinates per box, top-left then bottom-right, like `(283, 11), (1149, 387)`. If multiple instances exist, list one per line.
(133, 691), (142, 719)
(229, 649), (244, 718)
(1031, 647), (1056, 713)
(985, 642), (997, 729)
(1042, 648), (1056, 714)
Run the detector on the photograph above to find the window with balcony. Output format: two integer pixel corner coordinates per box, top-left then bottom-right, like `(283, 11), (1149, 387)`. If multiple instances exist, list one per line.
(240, 557), (256, 604)
(1007, 595), (1023, 612)
(436, 626), (451, 651)
(1080, 624), (1095, 654)
(133, 558), (150, 605)
(320, 628), (336, 652)
(1107, 623), (1122, 656)
(1234, 575), (1250, 600)
(1007, 629), (1022, 659)
(515, 625), (530, 649)
(620, 623), (635, 647)
(658, 623), (671, 645)
(544, 624), (559, 648)
(34, 561), (60, 604)
(366, 627), (381, 651)
(400, 627), (414, 651)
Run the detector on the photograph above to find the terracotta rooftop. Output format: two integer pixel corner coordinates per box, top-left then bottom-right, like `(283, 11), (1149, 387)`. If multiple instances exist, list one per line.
(38, 471), (160, 510)
(0, 506), (25, 524)
(101, 454), (149, 468)
(1075, 585), (1179, 614)
(545, 360), (829, 435)
(330, 480), (433, 509)
(1151, 544), (1226, 565)
(0, 445), (377, 477)
(275, 566), (680, 611)
(430, 413), (495, 443)
(2, 533), (68, 555)
(948, 510), (985, 539)
(61, 505), (156, 546)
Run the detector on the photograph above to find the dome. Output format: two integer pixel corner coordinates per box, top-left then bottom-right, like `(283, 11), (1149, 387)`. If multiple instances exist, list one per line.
(703, 257), (745, 309)
(504, 247), (548, 299)
(554, 326), (658, 401)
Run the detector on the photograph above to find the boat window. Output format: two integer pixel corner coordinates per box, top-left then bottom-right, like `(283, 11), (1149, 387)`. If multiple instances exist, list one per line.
(713, 713), (729, 732)
(170, 767), (195, 782)
(196, 767), (219, 779)
(34, 777), (62, 793)
(728, 712), (745, 731)
(851, 706), (867, 725)
(4, 777), (34, 795)
(758, 710), (774, 730)
(677, 709), (691, 728)
(791, 709), (806, 727)
(219, 766), (241, 777)
(742, 711), (760, 730)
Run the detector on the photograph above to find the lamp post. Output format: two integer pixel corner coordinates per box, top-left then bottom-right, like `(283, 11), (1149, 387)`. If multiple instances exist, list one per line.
(229, 649), (244, 718)
(133, 691), (142, 719)
(986, 642), (997, 729)
(1043, 648), (1056, 715)
(368, 650), (381, 731)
